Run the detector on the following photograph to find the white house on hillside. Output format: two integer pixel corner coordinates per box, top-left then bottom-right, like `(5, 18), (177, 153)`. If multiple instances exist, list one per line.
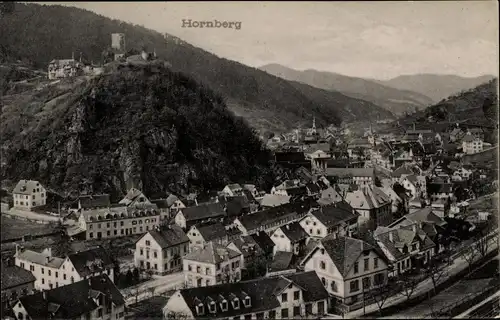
(12, 180), (47, 210)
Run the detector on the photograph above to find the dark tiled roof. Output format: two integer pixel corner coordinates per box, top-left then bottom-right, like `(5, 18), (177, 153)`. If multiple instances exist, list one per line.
(225, 196), (250, 217)
(250, 232), (275, 256)
(18, 274), (124, 319)
(229, 236), (265, 259)
(325, 168), (375, 178)
(306, 183), (320, 194)
(181, 202), (226, 222)
(150, 198), (170, 209)
(391, 165), (414, 178)
(280, 222), (308, 242)
(320, 236), (374, 277)
(78, 194), (110, 209)
(268, 251), (294, 272)
(1, 265), (36, 290)
(196, 222), (228, 242)
(67, 247), (114, 278)
(310, 203), (358, 228)
(147, 225), (189, 249)
(177, 271), (328, 319)
(285, 186), (308, 197)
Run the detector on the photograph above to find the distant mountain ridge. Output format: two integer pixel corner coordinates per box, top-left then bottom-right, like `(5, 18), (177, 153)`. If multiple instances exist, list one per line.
(259, 63), (434, 116)
(0, 2), (395, 132)
(376, 73), (496, 102)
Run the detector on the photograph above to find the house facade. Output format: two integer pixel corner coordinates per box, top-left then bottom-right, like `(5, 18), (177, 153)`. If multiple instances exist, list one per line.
(174, 202), (227, 229)
(299, 204), (358, 240)
(183, 243), (243, 288)
(345, 186), (392, 230)
(1, 265), (36, 302)
(325, 168), (375, 187)
(187, 222), (229, 250)
(270, 222), (309, 255)
(462, 133), (484, 154)
(301, 236), (389, 305)
(163, 271), (329, 320)
(12, 180), (47, 210)
(134, 226), (190, 274)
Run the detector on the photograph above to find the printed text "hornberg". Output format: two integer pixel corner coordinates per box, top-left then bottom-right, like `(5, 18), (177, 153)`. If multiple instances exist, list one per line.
(181, 19), (242, 30)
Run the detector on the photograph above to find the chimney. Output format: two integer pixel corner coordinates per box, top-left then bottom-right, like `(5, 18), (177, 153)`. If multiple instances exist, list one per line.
(412, 224), (416, 232)
(72, 51), (75, 60)
(46, 256), (50, 264)
(88, 278), (92, 286)
(42, 290), (47, 300)
(389, 231), (394, 242)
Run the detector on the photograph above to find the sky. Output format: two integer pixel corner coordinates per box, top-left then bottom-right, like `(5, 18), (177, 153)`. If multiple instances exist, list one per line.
(45, 1), (498, 80)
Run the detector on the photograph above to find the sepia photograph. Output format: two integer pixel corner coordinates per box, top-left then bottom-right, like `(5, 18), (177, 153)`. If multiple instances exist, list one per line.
(0, 1), (499, 319)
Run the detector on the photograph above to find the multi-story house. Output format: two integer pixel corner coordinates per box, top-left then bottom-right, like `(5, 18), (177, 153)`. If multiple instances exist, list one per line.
(391, 165), (414, 183)
(183, 243), (243, 288)
(134, 225), (190, 274)
(233, 199), (317, 236)
(345, 186), (392, 230)
(12, 180), (47, 210)
(78, 205), (161, 240)
(325, 168), (375, 187)
(462, 132), (484, 154)
(271, 181), (309, 198)
(12, 274), (125, 320)
(299, 203), (358, 240)
(226, 236), (266, 269)
(187, 222), (229, 250)
(221, 184), (244, 197)
(163, 271), (329, 320)
(270, 222), (309, 255)
(260, 194), (291, 208)
(47, 58), (83, 80)
(76, 194), (111, 210)
(300, 236), (389, 306)
(174, 202), (227, 229)
(15, 246), (114, 291)
(374, 224), (436, 276)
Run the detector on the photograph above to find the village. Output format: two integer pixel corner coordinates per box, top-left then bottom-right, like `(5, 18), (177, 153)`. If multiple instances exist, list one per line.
(1, 107), (498, 319)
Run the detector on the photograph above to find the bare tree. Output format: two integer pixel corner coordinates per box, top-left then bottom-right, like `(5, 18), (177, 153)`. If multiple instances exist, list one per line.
(369, 285), (395, 317)
(397, 272), (426, 302)
(424, 260), (448, 295)
(460, 245), (477, 274)
(475, 234), (490, 259)
(148, 286), (156, 298)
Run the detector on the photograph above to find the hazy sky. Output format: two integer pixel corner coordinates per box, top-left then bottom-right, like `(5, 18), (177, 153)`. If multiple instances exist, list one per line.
(47, 1), (498, 80)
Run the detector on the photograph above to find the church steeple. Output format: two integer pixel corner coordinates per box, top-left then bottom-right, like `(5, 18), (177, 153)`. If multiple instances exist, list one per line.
(312, 116), (316, 130)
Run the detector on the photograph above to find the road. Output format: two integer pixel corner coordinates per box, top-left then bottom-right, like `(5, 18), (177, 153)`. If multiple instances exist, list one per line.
(345, 231), (498, 319)
(5, 208), (60, 223)
(121, 271), (184, 305)
(455, 291), (500, 319)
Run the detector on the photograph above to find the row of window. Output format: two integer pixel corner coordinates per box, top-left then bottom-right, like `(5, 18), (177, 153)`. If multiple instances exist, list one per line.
(14, 192), (44, 198)
(15, 201), (38, 206)
(139, 257), (181, 270)
(318, 255), (379, 274)
(348, 273), (385, 293)
(89, 218), (157, 229)
(187, 260), (240, 275)
(22, 262), (74, 275)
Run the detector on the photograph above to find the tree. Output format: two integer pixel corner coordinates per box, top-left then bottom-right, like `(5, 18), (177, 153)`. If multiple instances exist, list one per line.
(0, 2), (15, 15)
(125, 270), (134, 286)
(397, 272), (425, 302)
(424, 259), (448, 295)
(101, 47), (115, 64)
(165, 311), (190, 320)
(369, 285), (394, 317)
(460, 245), (477, 274)
(244, 255), (268, 280)
(133, 267), (140, 282)
(148, 286), (156, 298)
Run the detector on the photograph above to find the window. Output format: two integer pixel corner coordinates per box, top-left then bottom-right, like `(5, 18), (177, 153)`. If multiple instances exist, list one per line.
(293, 291), (300, 300)
(244, 296), (251, 307)
(107, 230), (111, 236)
(318, 301), (325, 314)
(232, 299), (240, 309)
(269, 310), (276, 319)
(120, 221), (124, 226)
(321, 277), (326, 286)
(63, 274), (67, 280)
(331, 280), (338, 292)
(362, 277), (371, 290)
(205, 267), (210, 275)
(41, 268), (44, 274)
(374, 273), (385, 285)
(256, 312), (264, 320)
(98, 309), (103, 317)
(206, 280), (210, 286)
(293, 306), (301, 317)
(320, 248), (325, 255)
(350, 279), (359, 293)
(412, 244), (417, 251)
(188, 265), (192, 271)
(316, 229), (321, 235)
(154, 251), (157, 258)
(320, 261), (326, 270)
(42, 278), (45, 284)
(353, 261), (359, 274)
(281, 293), (288, 302)
(374, 257), (379, 269)
(281, 308), (289, 318)
(140, 249), (144, 256)
(364, 258), (369, 271)
(221, 301), (228, 311)
(71, 276), (74, 283)
(48, 270), (51, 276)
(107, 222), (110, 228)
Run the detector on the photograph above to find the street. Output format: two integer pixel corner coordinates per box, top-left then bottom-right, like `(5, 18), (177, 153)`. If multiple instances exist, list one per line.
(345, 231), (499, 319)
(121, 271), (184, 305)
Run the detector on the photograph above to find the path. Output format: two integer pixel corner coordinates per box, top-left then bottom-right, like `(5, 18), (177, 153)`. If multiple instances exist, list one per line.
(345, 231), (498, 319)
(5, 208), (60, 223)
(121, 271), (184, 305)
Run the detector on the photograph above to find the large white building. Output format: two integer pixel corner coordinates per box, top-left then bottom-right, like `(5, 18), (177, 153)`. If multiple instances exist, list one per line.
(12, 180), (47, 210)
(183, 243), (243, 288)
(300, 236), (389, 306)
(462, 133), (484, 154)
(134, 225), (190, 274)
(14, 246), (114, 291)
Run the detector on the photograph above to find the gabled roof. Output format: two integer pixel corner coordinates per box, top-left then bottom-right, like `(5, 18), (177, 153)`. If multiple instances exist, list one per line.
(184, 242), (241, 264)
(78, 194), (110, 209)
(13, 180), (44, 195)
(15, 249), (64, 268)
(228, 236), (265, 259)
(309, 203), (358, 228)
(225, 184), (243, 192)
(305, 182), (320, 194)
(325, 168), (375, 178)
(268, 251), (295, 272)
(166, 194), (181, 207)
(279, 222), (308, 242)
(18, 274), (124, 319)
(286, 185), (308, 197)
(260, 194), (291, 208)
(391, 165), (414, 178)
(147, 225), (189, 249)
(67, 247), (114, 278)
(462, 134), (479, 143)
(1, 265), (36, 290)
(176, 271), (328, 318)
(405, 175), (418, 184)
(180, 202), (226, 222)
(119, 188), (148, 206)
(346, 186), (391, 210)
(390, 207), (447, 228)
(319, 236), (375, 277)
(194, 222), (228, 242)
(250, 232), (275, 255)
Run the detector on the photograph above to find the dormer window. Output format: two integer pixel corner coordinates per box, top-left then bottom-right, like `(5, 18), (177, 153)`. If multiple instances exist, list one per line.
(244, 296), (251, 307)
(220, 300), (228, 311)
(196, 303), (204, 315)
(209, 302), (216, 313)
(232, 298), (240, 310)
